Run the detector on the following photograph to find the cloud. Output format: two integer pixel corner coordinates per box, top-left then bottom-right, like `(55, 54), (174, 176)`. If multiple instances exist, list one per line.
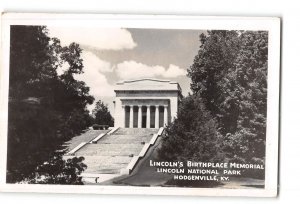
(47, 27), (137, 50)
(82, 51), (112, 73)
(115, 60), (186, 79)
(163, 64), (186, 78)
(73, 51), (115, 99)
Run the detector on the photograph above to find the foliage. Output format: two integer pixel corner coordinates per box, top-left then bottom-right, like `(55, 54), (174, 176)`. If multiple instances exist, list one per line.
(187, 30), (241, 134)
(187, 30), (268, 164)
(92, 124), (109, 130)
(29, 153), (87, 185)
(221, 31), (268, 163)
(7, 26), (94, 183)
(158, 95), (223, 162)
(92, 100), (114, 127)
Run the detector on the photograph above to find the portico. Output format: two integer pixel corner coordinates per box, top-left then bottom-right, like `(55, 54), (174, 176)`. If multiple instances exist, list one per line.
(122, 100), (169, 128)
(114, 79), (182, 128)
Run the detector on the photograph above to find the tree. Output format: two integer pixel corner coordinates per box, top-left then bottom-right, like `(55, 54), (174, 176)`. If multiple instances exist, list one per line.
(187, 31), (241, 135)
(221, 31), (268, 164)
(29, 154), (87, 185)
(187, 30), (268, 165)
(7, 25), (94, 183)
(92, 100), (114, 127)
(158, 95), (223, 162)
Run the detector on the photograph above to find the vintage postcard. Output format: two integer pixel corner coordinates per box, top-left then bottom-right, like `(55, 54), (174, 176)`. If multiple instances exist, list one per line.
(0, 13), (280, 197)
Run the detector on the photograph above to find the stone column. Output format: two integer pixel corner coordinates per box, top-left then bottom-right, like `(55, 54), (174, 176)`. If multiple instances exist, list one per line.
(146, 105), (151, 128)
(122, 105), (125, 127)
(138, 105), (142, 128)
(129, 105), (134, 128)
(155, 105), (159, 128)
(164, 105), (168, 126)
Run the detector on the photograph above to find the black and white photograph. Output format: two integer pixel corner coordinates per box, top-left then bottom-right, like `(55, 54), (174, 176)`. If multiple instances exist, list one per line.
(0, 14), (280, 197)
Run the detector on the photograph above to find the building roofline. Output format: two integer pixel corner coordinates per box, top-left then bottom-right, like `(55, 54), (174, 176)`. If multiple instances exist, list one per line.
(117, 78), (174, 84)
(116, 78), (182, 92)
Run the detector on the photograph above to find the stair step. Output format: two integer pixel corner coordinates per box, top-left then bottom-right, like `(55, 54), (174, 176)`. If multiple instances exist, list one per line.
(71, 128), (160, 174)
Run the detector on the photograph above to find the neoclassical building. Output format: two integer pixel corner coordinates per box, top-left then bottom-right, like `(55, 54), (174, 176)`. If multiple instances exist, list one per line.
(114, 79), (182, 128)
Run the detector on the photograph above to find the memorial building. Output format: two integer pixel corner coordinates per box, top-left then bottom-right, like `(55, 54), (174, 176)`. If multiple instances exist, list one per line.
(114, 79), (182, 128)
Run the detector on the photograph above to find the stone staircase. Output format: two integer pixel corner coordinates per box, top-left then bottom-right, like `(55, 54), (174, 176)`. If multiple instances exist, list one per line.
(74, 128), (159, 175)
(64, 129), (108, 151)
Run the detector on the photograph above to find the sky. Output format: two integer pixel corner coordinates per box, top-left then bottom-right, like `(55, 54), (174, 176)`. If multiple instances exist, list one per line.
(48, 27), (204, 113)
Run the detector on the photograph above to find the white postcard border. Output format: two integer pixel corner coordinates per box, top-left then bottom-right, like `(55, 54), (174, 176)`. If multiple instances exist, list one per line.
(0, 13), (280, 197)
